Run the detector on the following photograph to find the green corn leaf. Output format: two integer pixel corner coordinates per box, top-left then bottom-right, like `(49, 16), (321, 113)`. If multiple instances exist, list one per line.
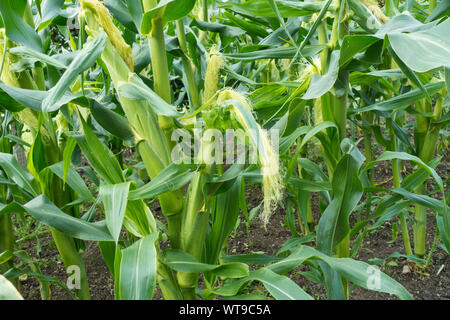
(118, 74), (181, 117)
(339, 36), (380, 67)
(0, 202), (25, 216)
(317, 153), (364, 255)
(104, 0), (138, 33)
(285, 122), (338, 182)
(221, 253), (282, 265)
(0, 83), (85, 112)
(251, 268), (312, 300)
(388, 45), (431, 104)
(90, 100), (135, 144)
(73, 114), (125, 185)
(302, 50), (340, 100)
(47, 161), (94, 201)
(349, 81), (445, 113)
(9, 46), (68, 69)
(289, 178), (332, 192)
(141, 0), (195, 34)
(426, 0), (450, 22)
(223, 11), (269, 38)
(0, 88), (24, 112)
(23, 195), (114, 241)
(367, 151), (444, 196)
(163, 0), (196, 23)
(206, 178), (241, 265)
(0, 152), (39, 198)
(163, 249), (249, 278)
(388, 19), (450, 73)
(128, 163), (195, 200)
(42, 31), (107, 113)
(349, 69), (405, 86)
(218, 0), (335, 18)
(392, 188), (447, 215)
(126, 0), (143, 32)
(98, 241), (116, 276)
(268, 245), (412, 300)
(38, 0), (66, 31)
(62, 136), (77, 185)
(118, 233), (158, 300)
(289, 0), (334, 66)
(279, 126), (309, 154)
(370, 200), (411, 230)
(437, 215), (450, 254)
(0, 0), (42, 52)
(277, 234), (317, 255)
(124, 182), (156, 238)
(191, 19), (246, 38)
(210, 268), (313, 300)
(375, 14), (434, 38)
(267, 0), (297, 49)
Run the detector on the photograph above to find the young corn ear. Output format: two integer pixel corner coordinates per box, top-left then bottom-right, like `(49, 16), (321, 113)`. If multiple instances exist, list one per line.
(202, 46), (223, 105)
(80, 0), (135, 70)
(361, 0), (388, 22)
(217, 90), (282, 226)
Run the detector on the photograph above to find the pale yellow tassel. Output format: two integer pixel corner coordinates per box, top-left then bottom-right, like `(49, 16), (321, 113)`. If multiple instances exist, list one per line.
(217, 90), (282, 226)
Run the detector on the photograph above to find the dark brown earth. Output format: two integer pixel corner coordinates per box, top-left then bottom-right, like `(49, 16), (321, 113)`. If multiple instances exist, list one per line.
(15, 147), (450, 300)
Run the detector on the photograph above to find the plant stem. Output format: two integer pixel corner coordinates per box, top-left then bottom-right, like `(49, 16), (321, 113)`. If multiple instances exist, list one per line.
(412, 97), (443, 258)
(176, 20), (200, 110)
(388, 117), (413, 255)
(177, 171), (209, 294)
(413, 185), (427, 258)
(177, 135), (216, 297)
(202, 0), (209, 22)
(24, 2), (46, 91)
(46, 143), (91, 299)
(142, 0), (175, 142)
(336, 234), (349, 299)
(140, 2), (187, 253)
(0, 213), (14, 272)
(362, 110), (373, 219)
